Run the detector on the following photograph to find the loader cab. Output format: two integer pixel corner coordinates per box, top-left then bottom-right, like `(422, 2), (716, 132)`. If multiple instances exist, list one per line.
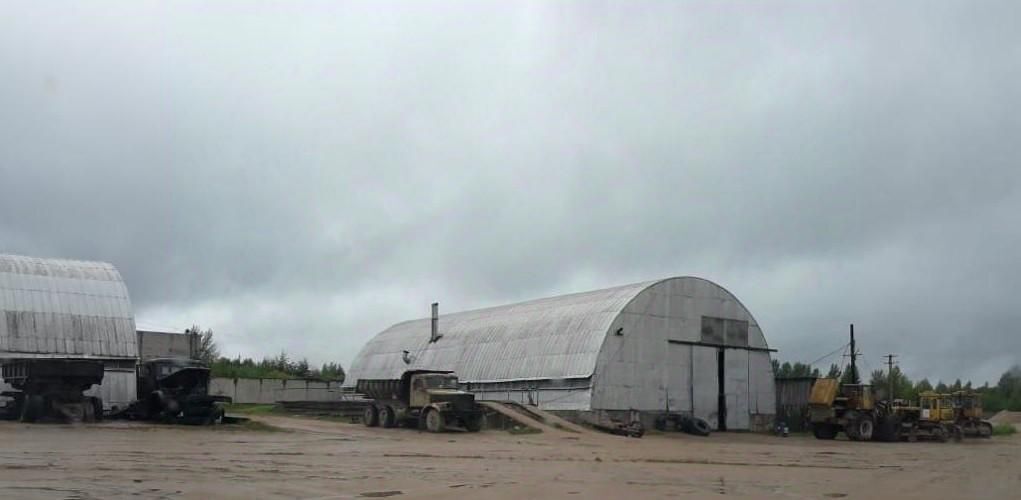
(838, 384), (875, 411)
(952, 391), (983, 419)
(919, 392), (954, 422)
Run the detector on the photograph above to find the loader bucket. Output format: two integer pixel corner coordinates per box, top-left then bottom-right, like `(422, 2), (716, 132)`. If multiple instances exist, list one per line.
(809, 378), (840, 406)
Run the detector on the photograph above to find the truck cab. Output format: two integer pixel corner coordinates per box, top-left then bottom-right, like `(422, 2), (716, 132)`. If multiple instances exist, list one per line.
(409, 372), (462, 407)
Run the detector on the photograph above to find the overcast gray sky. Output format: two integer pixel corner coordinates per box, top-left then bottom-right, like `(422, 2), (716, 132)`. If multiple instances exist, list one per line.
(1, 1), (1018, 384)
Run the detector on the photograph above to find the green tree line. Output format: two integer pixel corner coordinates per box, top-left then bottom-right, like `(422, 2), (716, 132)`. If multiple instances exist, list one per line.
(190, 326), (345, 382)
(209, 354), (345, 382)
(773, 358), (1021, 412)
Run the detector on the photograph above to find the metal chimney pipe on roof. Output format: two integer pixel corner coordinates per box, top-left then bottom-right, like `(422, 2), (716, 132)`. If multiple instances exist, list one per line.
(430, 302), (441, 342)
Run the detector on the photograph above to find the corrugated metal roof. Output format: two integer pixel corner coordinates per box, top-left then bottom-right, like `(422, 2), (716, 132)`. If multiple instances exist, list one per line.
(345, 279), (659, 386)
(0, 254), (137, 359)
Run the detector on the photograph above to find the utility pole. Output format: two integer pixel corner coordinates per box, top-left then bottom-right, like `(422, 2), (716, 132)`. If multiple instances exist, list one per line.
(885, 354), (898, 402)
(849, 324), (859, 384)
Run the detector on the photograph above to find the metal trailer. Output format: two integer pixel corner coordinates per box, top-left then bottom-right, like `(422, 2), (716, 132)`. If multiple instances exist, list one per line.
(0, 358), (105, 422)
(358, 370), (483, 433)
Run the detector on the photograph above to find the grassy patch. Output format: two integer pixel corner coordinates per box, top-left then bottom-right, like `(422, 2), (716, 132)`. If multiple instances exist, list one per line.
(224, 403), (280, 415)
(992, 424), (1017, 436)
(211, 419), (286, 432)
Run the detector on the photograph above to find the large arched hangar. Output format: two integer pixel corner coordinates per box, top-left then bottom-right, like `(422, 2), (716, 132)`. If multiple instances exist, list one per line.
(346, 276), (776, 431)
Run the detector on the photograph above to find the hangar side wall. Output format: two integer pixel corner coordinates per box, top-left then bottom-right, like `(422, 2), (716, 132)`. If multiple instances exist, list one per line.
(589, 278), (774, 430)
(137, 330), (195, 360)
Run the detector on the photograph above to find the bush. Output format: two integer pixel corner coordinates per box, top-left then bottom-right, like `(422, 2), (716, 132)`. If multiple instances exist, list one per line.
(992, 424), (1016, 436)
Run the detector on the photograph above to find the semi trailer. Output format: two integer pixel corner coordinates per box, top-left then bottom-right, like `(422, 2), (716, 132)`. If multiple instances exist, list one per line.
(0, 358), (105, 423)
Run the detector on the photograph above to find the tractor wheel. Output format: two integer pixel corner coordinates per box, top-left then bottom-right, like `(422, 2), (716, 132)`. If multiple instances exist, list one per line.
(875, 418), (899, 442)
(363, 405), (379, 427)
(951, 425), (963, 442)
(425, 409), (445, 433)
(380, 405), (397, 428)
(932, 426), (947, 443)
(850, 417), (874, 441)
(812, 423), (838, 440)
(979, 422), (993, 438)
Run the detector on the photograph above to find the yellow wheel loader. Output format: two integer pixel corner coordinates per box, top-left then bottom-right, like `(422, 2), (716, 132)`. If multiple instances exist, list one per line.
(808, 378), (877, 441)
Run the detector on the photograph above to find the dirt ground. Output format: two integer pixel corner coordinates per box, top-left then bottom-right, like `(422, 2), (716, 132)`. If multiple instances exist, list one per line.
(0, 416), (1017, 499)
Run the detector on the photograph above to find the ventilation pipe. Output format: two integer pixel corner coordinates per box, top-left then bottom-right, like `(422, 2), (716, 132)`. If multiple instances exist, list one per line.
(430, 302), (442, 342)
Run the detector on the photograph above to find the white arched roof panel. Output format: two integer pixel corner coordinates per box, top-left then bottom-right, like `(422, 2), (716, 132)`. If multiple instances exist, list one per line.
(0, 254), (137, 359)
(345, 280), (657, 385)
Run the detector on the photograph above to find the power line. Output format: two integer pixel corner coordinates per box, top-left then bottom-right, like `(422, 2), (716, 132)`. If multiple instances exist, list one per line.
(806, 342), (850, 367)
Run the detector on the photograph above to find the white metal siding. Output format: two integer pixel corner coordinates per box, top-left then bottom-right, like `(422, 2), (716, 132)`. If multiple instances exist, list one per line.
(84, 368), (137, 410)
(665, 343), (693, 412)
(749, 351), (777, 415)
(691, 346), (719, 428)
(725, 349), (750, 430)
(0, 254), (137, 360)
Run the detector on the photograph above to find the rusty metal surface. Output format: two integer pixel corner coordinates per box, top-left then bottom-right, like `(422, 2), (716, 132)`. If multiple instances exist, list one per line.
(0, 254), (137, 359)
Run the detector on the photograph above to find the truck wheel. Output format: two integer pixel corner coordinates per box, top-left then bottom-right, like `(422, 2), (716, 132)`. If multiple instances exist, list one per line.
(812, 423), (837, 440)
(425, 409), (445, 433)
(464, 416), (482, 432)
(363, 405), (379, 427)
(204, 405), (225, 425)
(380, 405), (397, 428)
(82, 400), (95, 423)
(91, 397), (104, 422)
(20, 395), (45, 423)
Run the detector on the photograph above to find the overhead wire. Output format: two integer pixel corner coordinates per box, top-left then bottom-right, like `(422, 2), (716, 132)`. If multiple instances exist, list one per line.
(805, 342), (849, 368)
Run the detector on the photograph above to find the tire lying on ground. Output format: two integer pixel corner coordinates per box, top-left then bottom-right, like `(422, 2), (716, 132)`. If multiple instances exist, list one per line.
(812, 423), (838, 440)
(680, 415), (712, 436)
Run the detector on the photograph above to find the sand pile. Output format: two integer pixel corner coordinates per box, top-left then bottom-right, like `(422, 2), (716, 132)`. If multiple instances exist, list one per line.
(988, 410), (1021, 429)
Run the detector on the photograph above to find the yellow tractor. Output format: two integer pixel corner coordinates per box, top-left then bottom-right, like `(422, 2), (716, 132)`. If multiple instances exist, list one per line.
(949, 391), (993, 438)
(915, 391), (964, 442)
(808, 378), (877, 441)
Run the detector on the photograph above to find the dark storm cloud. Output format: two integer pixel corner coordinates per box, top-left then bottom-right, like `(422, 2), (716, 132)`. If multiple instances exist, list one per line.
(1, 1), (1018, 383)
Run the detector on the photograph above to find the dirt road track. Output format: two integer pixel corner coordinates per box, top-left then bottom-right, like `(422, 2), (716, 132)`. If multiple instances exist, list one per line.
(0, 416), (1017, 499)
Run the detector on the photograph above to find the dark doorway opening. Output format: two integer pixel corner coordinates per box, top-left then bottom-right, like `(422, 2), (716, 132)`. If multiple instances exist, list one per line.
(717, 348), (727, 431)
